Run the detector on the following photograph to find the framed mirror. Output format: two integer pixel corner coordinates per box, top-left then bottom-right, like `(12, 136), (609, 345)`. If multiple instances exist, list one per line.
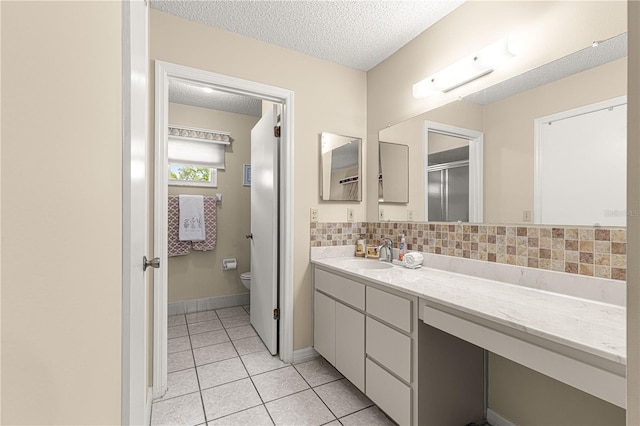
(378, 142), (409, 203)
(378, 32), (627, 225)
(320, 132), (362, 201)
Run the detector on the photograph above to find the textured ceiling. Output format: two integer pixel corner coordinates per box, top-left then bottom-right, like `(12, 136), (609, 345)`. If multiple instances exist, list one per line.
(159, 2), (627, 114)
(169, 79), (263, 116)
(151, 0), (465, 71)
(464, 33), (628, 106)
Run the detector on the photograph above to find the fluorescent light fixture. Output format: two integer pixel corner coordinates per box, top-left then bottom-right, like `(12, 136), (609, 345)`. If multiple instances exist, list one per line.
(413, 36), (515, 99)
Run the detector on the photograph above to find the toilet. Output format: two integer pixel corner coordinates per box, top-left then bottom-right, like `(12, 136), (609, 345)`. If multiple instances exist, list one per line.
(241, 272), (251, 290)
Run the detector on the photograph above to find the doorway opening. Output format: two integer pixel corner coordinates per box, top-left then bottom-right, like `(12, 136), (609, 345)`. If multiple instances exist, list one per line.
(423, 121), (484, 223)
(153, 61), (294, 399)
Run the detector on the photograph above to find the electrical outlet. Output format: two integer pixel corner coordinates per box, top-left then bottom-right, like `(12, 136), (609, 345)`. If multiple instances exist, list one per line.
(378, 208), (385, 221)
(310, 208), (319, 223)
(347, 208), (354, 222)
(523, 210), (532, 222)
(407, 210), (414, 221)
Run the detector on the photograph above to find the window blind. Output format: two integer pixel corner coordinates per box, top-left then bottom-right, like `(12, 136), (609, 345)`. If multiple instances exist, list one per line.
(168, 137), (227, 169)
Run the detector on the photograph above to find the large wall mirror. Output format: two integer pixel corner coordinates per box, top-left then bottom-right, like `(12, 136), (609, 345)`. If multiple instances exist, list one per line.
(379, 32), (627, 225)
(320, 132), (362, 201)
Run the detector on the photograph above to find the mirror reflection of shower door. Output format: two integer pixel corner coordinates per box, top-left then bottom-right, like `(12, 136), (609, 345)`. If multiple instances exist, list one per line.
(427, 163), (469, 222)
(424, 123), (483, 223)
(447, 165), (469, 222)
(428, 170), (444, 221)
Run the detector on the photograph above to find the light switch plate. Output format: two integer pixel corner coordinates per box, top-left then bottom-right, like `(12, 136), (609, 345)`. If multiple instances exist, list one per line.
(311, 208), (319, 222)
(523, 210), (532, 222)
(378, 208), (385, 221)
(347, 208), (354, 222)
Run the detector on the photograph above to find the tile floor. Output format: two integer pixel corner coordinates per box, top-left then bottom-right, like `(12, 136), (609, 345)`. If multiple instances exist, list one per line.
(152, 305), (397, 426)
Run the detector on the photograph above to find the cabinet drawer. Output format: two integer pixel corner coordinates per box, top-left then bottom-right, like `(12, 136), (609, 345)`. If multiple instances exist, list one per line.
(315, 268), (365, 310)
(366, 317), (411, 383)
(366, 358), (411, 426)
(366, 286), (411, 332)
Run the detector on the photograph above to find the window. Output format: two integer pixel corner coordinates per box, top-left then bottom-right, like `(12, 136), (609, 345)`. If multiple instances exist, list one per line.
(167, 125), (230, 188)
(169, 164), (218, 187)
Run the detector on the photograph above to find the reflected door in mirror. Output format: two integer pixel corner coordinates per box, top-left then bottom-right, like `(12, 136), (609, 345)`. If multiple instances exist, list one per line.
(427, 141), (470, 222)
(535, 97), (627, 226)
(379, 142), (409, 203)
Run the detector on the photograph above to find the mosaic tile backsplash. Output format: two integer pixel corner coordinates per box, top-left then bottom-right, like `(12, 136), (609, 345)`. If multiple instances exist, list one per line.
(310, 221), (627, 281)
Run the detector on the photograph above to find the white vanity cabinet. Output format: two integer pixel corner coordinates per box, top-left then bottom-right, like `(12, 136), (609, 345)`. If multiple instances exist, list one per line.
(313, 266), (417, 424)
(313, 268), (365, 391)
(313, 264), (484, 426)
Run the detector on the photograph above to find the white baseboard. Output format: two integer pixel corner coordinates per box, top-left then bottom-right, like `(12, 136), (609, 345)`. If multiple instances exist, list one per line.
(292, 347), (319, 364)
(487, 408), (517, 426)
(168, 293), (250, 315)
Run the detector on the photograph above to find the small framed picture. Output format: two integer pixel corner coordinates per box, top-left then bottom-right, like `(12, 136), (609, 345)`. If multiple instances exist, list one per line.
(243, 164), (252, 187)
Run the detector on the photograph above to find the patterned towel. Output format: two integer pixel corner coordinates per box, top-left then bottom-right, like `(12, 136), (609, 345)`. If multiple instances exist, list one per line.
(192, 196), (217, 252)
(168, 196), (191, 257)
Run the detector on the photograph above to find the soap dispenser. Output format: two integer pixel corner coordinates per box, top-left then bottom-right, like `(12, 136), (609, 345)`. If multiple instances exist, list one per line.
(399, 234), (406, 260)
(356, 236), (366, 257)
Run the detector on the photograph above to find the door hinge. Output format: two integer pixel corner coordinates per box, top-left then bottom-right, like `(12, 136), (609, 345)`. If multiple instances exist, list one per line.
(273, 308), (280, 320)
(274, 126), (281, 138)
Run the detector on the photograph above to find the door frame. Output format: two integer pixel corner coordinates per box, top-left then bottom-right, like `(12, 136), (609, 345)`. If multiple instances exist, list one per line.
(153, 61), (295, 398)
(121, 0), (149, 423)
(423, 121), (484, 223)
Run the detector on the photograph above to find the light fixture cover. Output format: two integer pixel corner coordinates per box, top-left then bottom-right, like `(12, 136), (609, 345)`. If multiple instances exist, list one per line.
(412, 36), (515, 99)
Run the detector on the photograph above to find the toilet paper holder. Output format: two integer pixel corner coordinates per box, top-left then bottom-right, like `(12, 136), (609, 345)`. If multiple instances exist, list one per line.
(222, 258), (237, 270)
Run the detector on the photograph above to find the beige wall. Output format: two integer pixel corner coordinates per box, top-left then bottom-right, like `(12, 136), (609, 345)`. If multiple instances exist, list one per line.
(428, 133), (470, 155)
(368, 1), (627, 424)
(1, 1), (122, 424)
(167, 103), (256, 302)
(483, 58), (627, 223)
(628, 1), (640, 423)
(150, 10), (367, 350)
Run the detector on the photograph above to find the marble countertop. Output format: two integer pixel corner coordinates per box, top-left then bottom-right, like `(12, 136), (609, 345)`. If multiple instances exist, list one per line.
(311, 256), (626, 366)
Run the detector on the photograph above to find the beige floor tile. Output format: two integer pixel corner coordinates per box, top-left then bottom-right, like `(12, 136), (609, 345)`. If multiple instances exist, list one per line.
(197, 357), (248, 390)
(314, 378), (373, 418)
(251, 366), (309, 402)
(265, 389), (335, 426)
(201, 378), (262, 421)
(294, 357), (343, 387)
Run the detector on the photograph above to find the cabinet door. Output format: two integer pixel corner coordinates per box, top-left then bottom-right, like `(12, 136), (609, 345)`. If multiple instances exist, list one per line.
(335, 301), (365, 392)
(314, 291), (336, 365)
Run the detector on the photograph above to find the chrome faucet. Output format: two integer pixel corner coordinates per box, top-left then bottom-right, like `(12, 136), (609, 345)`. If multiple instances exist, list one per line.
(377, 238), (393, 262)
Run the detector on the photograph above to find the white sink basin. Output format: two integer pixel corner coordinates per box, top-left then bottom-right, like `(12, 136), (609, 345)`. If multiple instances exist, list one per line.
(341, 259), (393, 270)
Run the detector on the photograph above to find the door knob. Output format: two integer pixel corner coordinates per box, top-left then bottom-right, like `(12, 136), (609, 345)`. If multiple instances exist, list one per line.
(245, 233), (253, 239)
(143, 256), (160, 271)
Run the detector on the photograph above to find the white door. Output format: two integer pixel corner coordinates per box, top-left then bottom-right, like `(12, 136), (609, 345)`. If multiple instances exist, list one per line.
(122, 0), (149, 424)
(250, 105), (279, 355)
